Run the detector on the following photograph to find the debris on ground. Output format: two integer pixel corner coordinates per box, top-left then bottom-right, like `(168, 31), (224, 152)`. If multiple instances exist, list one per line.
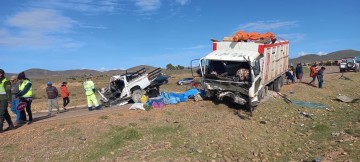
(336, 95), (354, 103)
(299, 111), (313, 119)
(277, 92), (292, 104)
(194, 94), (203, 101)
(129, 103), (145, 111)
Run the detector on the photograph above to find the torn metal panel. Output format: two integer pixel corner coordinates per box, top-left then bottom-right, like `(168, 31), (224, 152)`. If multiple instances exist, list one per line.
(217, 91), (247, 105)
(204, 80), (249, 96)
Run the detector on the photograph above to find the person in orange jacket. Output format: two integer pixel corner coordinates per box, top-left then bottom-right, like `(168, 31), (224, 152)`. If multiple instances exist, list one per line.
(309, 64), (318, 87)
(60, 82), (70, 110)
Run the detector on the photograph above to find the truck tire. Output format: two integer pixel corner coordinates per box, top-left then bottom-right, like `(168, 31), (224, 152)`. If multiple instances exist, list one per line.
(268, 82), (274, 91)
(273, 78), (281, 92)
(279, 75), (284, 86)
(131, 89), (142, 103)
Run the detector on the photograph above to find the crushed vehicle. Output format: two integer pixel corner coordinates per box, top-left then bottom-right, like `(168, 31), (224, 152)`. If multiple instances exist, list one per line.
(194, 31), (289, 113)
(98, 67), (164, 106)
(339, 57), (360, 72)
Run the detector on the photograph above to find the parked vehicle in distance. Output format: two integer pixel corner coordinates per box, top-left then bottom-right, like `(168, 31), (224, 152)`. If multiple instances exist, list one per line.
(154, 75), (170, 85)
(339, 57), (360, 72)
(177, 78), (195, 85)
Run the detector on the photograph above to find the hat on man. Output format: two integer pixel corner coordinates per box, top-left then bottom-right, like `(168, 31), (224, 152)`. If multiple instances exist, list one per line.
(62, 82), (67, 85)
(47, 82), (52, 85)
(18, 72), (26, 80)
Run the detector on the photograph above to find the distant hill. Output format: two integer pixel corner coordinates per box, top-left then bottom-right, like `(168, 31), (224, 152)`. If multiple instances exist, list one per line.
(5, 65), (161, 78)
(290, 49), (360, 64)
(125, 65), (158, 72)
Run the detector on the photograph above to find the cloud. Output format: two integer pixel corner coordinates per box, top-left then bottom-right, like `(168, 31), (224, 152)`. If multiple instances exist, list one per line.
(237, 20), (298, 32)
(0, 9), (81, 48)
(180, 45), (209, 50)
(165, 44), (209, 50)
(298, 51), (308, 56)
(298, 51), (328, 57)
(135, 0), (161, 12)
(175, 0), (191, 5)
(317, 51), (328, 55)
(31, 0), (121, 14)
(7, 9), (76, 33)
(277, 33), (305, 42)
(79, 25), (108, 30)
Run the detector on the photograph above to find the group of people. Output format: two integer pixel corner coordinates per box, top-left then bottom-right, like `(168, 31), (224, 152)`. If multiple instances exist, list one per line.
(45, 81), (70, 116)
(45, 74), (103, 116)
(309, 64), (326, 88)
(0, 69), (102, 133)
(285, 63), (304, 84)
(0, 70), (33, 133)
(285, 63), (326, 88)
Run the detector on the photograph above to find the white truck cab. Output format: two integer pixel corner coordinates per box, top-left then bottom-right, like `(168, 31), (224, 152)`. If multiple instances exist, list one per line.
(198, 40), (289, 111)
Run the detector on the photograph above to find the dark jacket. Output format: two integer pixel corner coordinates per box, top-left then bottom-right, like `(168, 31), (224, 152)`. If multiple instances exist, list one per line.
(295, 66), (303, 75)
(317, 69), (325, 82)
(0, 77), (12, 102)
(46, 86), (58, 99)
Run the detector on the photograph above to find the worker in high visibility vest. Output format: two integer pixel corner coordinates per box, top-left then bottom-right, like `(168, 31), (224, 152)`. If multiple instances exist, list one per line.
(83, 74), (101, 111)
(0, 69), (15, 133)
(16, 72), (33, 124)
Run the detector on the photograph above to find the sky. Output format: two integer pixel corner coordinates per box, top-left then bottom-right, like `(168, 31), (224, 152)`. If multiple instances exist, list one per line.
(0, 0), (359, 73)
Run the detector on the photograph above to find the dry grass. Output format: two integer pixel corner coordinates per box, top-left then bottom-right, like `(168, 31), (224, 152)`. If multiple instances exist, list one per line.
(2, 66), (359, 161)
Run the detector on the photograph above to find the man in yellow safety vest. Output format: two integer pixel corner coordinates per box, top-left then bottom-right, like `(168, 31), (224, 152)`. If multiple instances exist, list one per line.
(0, 69), (15, 133)
(16, 72), (33, 124)
(83, 74), (101, 111)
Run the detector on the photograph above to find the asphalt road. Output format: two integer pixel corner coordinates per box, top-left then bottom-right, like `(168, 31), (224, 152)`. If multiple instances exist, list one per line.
(6, 103), (131, 127)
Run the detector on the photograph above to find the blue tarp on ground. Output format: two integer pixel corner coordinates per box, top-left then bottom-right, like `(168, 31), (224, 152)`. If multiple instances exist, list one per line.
(291, 100), (327, 109)
(159, 89), (200, 105)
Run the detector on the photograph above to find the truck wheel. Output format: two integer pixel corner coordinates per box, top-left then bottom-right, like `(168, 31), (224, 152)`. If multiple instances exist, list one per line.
(131, 89), (142, 103)
(268, 82), (274, 91)
(273, 78), (281, 92)
(279, 76), (284, 87)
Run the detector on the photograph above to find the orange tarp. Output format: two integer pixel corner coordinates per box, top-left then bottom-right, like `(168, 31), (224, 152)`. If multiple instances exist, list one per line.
(232, 30), (276, 42)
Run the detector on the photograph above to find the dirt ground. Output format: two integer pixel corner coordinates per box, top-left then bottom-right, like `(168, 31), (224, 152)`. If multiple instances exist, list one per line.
(1, 66), (360, 162)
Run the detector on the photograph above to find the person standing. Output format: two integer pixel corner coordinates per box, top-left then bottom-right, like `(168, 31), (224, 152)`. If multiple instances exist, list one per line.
(83, 74), (101, 111)
(16, 72), (33, 124)
(60, 82), (70, 110)
(308, 64), (318, 87)
(46, 82), (60, 116)
(317, 67), (326, 88)
(10, 76), (24, 124)
(295, 63), (303, 83)
(285, 67), (295, 84)
(0, 69), (15, 133)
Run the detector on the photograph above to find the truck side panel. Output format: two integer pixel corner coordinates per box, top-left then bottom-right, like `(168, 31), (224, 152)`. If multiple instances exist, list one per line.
(261, 43), (289, 86)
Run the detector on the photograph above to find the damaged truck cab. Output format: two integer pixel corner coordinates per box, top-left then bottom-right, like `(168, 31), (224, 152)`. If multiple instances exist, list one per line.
(199, 40), (289, 109)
